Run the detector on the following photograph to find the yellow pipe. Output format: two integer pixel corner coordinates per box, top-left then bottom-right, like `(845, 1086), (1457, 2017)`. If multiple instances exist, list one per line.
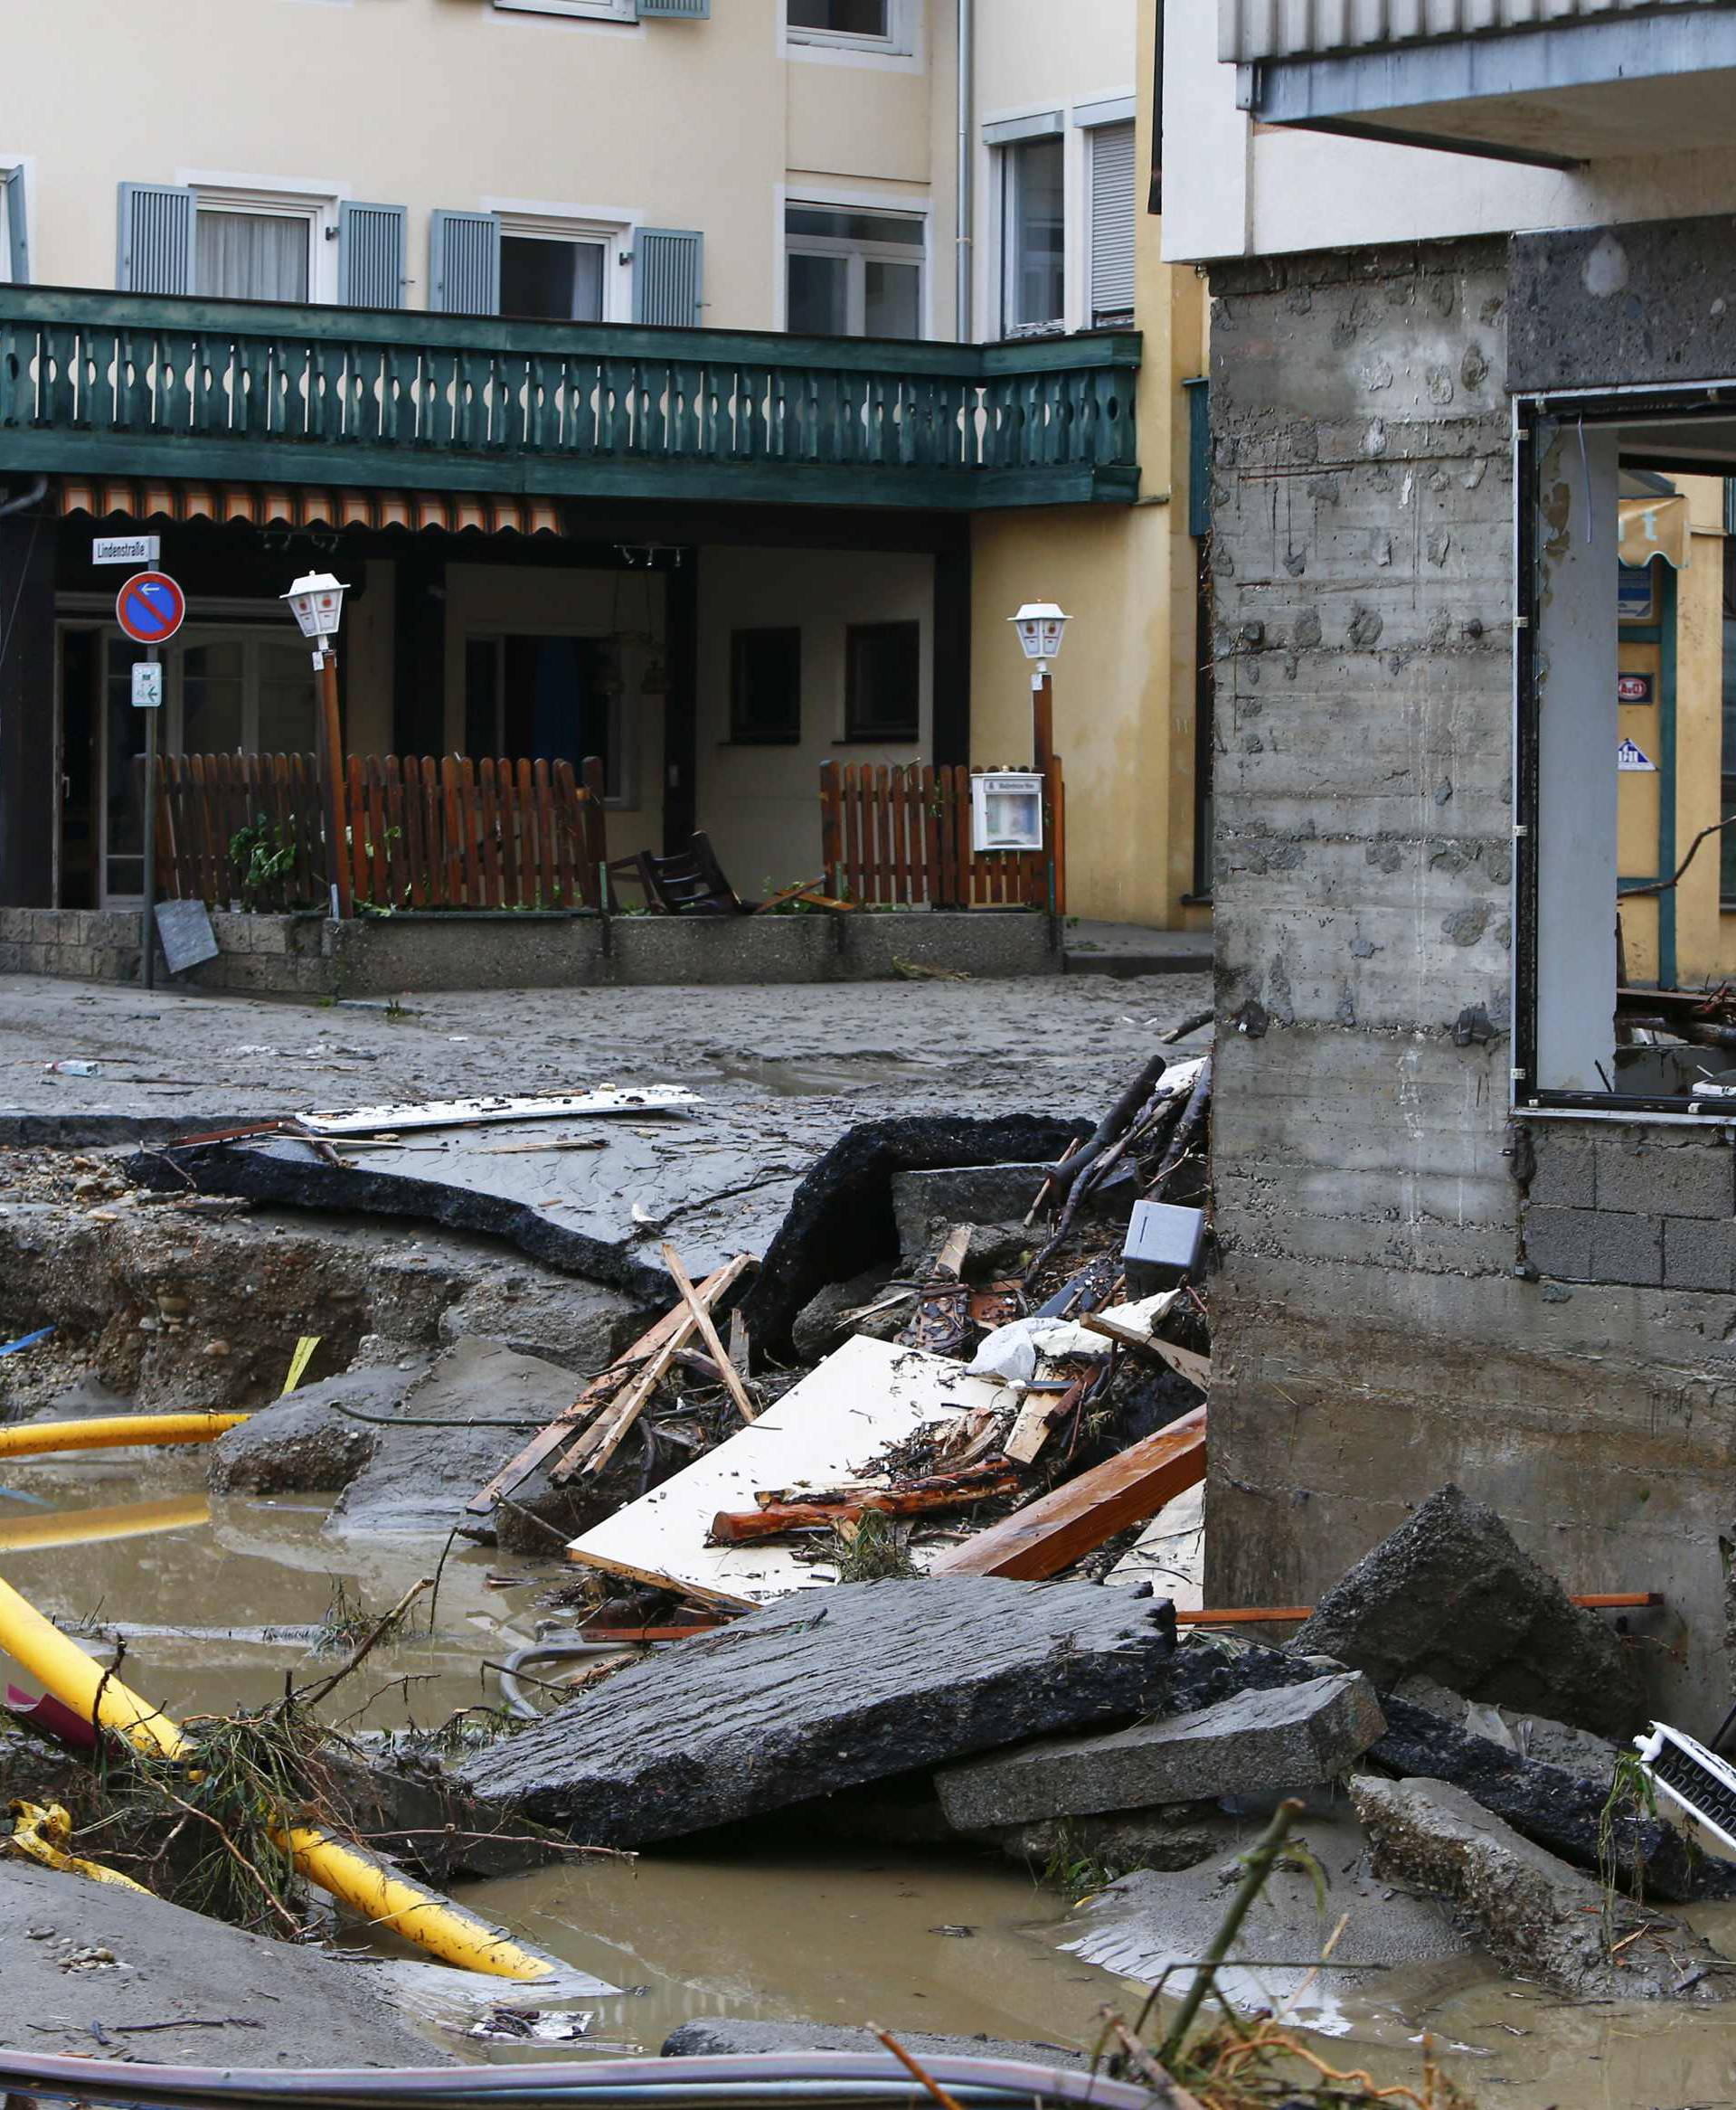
(0, 1413), (249, 1460)
(9, 1799), (152, 1894)
(0, 1574), (552, 1981)
(0, 1496), (211, 1554)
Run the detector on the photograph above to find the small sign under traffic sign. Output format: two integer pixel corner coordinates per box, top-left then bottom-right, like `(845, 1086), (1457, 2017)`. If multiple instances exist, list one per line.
(131, 662), (164, 710)
(93, 535), (161, 568)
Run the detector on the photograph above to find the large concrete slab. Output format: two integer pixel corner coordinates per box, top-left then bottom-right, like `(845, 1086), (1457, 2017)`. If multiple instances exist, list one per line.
(934, 1673), (1385, 1830)
(1353, 1775), (1736, 2002)
(0, 1859), (452, 2066)
(1291, 1484), (1646, 1739)
(458, 1578), (1178, 1845)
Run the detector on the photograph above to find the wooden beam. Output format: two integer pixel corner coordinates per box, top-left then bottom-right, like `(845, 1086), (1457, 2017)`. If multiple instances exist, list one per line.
(710, 1465), (1021, 1544)
(662, 1241), (757, 1424)
(1081, 1306), (1211, 1391)
(929, 1407), (1207, 1581)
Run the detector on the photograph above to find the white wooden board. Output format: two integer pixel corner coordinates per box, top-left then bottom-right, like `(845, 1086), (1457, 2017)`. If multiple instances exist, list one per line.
(566, 1333), (1006, 1607)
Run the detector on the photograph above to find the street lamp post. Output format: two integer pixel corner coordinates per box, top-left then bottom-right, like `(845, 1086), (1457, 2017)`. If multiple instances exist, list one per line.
(282, 573), (354, 921)
(1008, 601), (1071, 774)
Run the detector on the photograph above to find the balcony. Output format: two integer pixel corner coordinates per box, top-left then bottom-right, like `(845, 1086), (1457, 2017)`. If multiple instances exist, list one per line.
(1221, 0), (1736, 165)
(0, 288), (1140, 512)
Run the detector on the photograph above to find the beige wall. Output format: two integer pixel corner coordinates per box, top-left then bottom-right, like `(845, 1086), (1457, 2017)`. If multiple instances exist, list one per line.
(695, 545), (934, 887)
(5, 0), (953, 333)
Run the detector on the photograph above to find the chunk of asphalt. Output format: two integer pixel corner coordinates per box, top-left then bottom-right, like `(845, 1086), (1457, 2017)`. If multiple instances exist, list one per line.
(1291, 1485), (1646, 1738)
(457, 1578), (1177, 1846)
(661, 2020), (1085, 2070)
(1352, 1775), (1736, 2002)
(934, 1672), (1386, 1831)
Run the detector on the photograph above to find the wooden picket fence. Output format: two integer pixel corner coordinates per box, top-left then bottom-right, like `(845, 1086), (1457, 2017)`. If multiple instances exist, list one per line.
(819, 759), (1064, 912)
(148, 752), (608, 913)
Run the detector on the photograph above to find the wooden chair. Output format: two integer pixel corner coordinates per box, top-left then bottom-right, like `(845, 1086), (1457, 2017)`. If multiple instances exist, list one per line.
(606, 832), (851, 916)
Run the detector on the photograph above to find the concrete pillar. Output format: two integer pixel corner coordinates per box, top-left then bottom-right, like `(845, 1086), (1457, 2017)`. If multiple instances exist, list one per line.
(0, 502), (58, 907)
(1533, 420), (1619, 1093)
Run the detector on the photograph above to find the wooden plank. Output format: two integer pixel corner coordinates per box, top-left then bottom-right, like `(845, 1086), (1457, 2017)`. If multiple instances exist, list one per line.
(819, 760), (842, 887)
(567, 1336), (1007, 1606)
(477, 756), (503, 910)
(463, 1261), (745, 1517)
(661, 1242), (756, 1424)
(929, 1407), (1208, 1581)
(382, 754), (406, 911)
(458, 755), (480, 906)
(920, 762), (940, 909)
(497, 756), (521, 908)
(890, 764), (909, 907)
(1003, 1371), (1089, 1468)
(1081, 1304), (1211, 1393)
(580, 754), (609, 904)
(347, 752), (370, 909)
(534, 757), (556, 909)
(440, 754), (463, 905)
(711, 1462), (1020, 1543)
(552, 759), (579, 910)
(552, 1252), (757, 1484)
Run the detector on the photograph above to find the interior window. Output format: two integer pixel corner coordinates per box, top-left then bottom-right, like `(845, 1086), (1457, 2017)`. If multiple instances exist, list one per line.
(500, 235), (606, 323)
(844, 621), (920, 742)
(788, 0), (890, 36)
(1002, 137), (1065, 337)
(195, 210), (310, 302)
(731, 629), (803, 744)
(786, 207), (923, 340)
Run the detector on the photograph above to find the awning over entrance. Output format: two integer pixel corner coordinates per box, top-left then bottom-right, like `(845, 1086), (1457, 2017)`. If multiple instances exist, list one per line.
(1618, 493), (1692, 571)
(57, 478), (562, 539)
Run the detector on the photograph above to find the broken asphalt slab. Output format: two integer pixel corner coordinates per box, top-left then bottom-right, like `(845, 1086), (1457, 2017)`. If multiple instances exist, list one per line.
(1353, 1774), (1736, 2002)
(1292, 1484), (1646, 1739)
(458, 1577), (1177, 1845)
(934, 1672), (1386, 1831)
(661, 2020), (1086, 2070)
(0, 1857), (452, 2065)
(129, 1109), (1083, 1313)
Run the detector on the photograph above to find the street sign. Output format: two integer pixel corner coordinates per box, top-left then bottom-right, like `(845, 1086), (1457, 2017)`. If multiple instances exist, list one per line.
(115, 571), (185, 647)
(131, 662), (164, 710)
(92, 534), (161, 568)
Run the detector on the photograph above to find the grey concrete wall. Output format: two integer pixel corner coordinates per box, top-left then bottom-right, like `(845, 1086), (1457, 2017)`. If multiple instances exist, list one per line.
(0, 907), (1056, 996)
(1207, 234), (1736, 1725)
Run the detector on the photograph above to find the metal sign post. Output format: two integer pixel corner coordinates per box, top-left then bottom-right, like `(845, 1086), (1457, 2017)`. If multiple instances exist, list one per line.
(132, 657), (165, 990)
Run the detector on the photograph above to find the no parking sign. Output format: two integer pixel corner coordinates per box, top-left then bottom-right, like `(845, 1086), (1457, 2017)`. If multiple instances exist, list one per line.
(115, 571), (185, 647)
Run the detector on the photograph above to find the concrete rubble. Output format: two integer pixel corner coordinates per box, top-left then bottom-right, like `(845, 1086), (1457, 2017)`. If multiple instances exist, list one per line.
(1292, 1483), (1646, 1739)
(1353, 1776), (1736, 2003)
(933, 1672), (1386, 1830)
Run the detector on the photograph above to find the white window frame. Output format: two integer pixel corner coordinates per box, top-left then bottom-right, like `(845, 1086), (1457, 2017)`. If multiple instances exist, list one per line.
(778, 186), (932, 339)
(464, 625), (640, 810)
(0, 156), (25, 288)
(782, 0), (920, 69)
(177, 174), (344, 304)
(484, 203), (637, 324)
(784, 203), (929, 341)
(490, 0), (640, 22)
(996, 136), (1067, 342)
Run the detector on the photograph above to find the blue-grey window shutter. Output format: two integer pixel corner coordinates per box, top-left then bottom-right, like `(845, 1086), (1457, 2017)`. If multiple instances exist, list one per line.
(340, 202), (408, 309)
(634, 228), (703, 327)
(430, 210), (500, 316)
(3, 166), (27, 285)
(640, 0), (711, 15)
(118, 183), (194, 294)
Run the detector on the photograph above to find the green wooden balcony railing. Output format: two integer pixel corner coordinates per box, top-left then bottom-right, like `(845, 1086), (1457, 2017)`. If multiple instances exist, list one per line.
(0, 288), (1140, 510)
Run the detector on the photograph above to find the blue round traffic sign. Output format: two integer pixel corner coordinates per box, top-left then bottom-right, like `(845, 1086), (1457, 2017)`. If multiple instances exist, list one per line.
(116, 571), (186, 646)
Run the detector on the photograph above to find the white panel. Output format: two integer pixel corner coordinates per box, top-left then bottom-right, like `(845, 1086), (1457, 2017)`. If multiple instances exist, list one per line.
(1090, 121), (1137, 325)
(1533, 422), (1619, 1095)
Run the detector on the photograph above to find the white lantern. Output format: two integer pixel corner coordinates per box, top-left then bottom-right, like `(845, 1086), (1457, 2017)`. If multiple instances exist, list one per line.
(282, 572), (350, 643)
(1010, 601), (1071, 666)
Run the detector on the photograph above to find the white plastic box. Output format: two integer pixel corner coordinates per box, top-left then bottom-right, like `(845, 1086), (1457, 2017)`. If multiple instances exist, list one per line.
(970, 771), (1045, 853)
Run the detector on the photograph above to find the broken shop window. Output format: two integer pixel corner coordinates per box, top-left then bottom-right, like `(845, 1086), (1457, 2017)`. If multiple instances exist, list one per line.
(1518, 399), (1736, 1112)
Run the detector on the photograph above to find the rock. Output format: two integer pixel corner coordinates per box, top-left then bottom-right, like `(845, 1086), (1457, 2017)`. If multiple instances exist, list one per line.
(791, 1265), (903, 1362)
(935, 1673), (1385, 1830)
(662, 2019), (1085, 2070)
(437, 1269), (648, 1372)
(329, 1338), (577, 1533)
(892, 1165), (1048, 1260)
(0, 1859), (454, 2065)
(1393, 1672), (1623, 1780)
(1352, 1775), (1736, 2002)
(1291, 1485), (1646, 1738)
(741, 1114), (1088, 1357)
(208, 1363), (421, 1494)
(1372, 1689), (1736, 1903)
(980, 1803), (1238, 1878)
(458, 1577), (1178, 1846)
(1065, 1810), (1474, 2011)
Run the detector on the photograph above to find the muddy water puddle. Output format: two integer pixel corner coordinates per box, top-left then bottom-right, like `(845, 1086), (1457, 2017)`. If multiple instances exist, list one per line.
(7, 1445), (1736, 2101)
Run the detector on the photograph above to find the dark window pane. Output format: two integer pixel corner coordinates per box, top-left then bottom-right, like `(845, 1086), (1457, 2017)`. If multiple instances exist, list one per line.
(788, 0), (888, 33)
(1004, 137), (1065, 335)
(466, 639), (500, 758)
(500, 236), (603, 322)
(788, 251), (849, 336)
(731, 629), (802, 744)
(864, 259), (920, 338)
(844, 621), (920, 741)
(786, 207), (922, 246)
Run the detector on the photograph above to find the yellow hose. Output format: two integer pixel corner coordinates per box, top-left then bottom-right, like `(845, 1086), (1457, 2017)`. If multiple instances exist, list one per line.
(8, 1799), (152, 1893)
(0, 1575), (552, 1981)
(0, 1496), (210, 1554)
(0, 1413), (249, 1460)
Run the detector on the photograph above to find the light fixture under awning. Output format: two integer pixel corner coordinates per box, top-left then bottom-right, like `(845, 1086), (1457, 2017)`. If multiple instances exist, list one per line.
(1618, 494), (1692, 572)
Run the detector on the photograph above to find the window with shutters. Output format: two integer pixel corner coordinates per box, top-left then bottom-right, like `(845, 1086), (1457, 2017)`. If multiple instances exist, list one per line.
(1000, 137), (1065, 339)
(189, 185), (337, 302)
(1089, 121), (1137, 327)
(786, 204), (925, 341)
